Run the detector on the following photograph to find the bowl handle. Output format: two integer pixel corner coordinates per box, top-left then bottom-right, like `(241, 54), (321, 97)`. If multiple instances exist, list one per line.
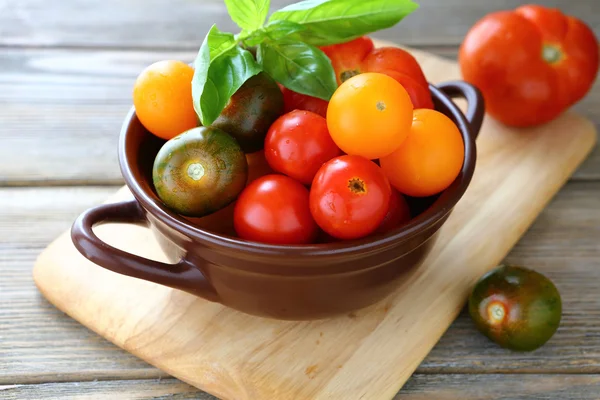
(436, 81), (485, 139)
(70, 200), (218, 302)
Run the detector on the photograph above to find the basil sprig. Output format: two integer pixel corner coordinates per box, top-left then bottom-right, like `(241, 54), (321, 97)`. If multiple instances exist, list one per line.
(192, 0), (419, 126)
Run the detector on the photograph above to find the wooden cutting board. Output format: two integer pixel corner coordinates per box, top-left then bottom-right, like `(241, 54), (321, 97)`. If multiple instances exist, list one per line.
(33, 42), (597, 400)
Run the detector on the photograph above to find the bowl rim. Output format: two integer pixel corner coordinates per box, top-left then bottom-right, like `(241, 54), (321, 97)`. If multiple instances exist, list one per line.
(118, 83), (477, 260)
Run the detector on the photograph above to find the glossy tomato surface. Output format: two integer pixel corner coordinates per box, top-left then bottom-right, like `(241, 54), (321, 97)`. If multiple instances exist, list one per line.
(234, 175), (318, 245)
(133, 60), (198, 140)
(459, 5), (599, 127)
(327, 73), (413, 160)
(310, 155), (391, 240)
(380, 109), (464, 197)
(469, 265), (562, 351)
(265, 110), (342, 185)
(153, 127), (248, 217)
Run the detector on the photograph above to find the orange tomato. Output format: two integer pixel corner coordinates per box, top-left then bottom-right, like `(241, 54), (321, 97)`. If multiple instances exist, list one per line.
(326, 72), (413, 160)
(380, 109), (464, 197)
(133, 60), (198, 140)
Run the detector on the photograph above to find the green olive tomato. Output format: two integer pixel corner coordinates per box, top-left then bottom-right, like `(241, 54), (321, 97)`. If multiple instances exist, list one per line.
(469, 265), (562, 352)
(211, 72), (284, 153)
(152, 127), (248, 217)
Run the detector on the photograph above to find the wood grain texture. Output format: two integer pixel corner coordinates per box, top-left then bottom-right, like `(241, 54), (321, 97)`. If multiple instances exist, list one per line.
(0, 182), (599, 390)
(2, 0), (598, 48)
(1, 47), (599, 185)
(3, 375), (600, 400)
(0, 187), (164, 385)
(31, 54), (597, 399)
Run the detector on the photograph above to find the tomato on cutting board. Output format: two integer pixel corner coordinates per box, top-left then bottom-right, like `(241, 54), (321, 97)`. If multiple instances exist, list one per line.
(459, 4), (599, 127)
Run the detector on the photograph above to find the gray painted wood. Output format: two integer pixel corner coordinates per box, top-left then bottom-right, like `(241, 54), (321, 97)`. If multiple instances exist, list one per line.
(2, 375), (600, 399)
(2, 0), (598, 49)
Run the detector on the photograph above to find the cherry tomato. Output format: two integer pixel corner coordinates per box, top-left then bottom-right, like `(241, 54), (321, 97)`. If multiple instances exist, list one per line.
(321, 37), (434, 109)
(362, 47), (429, 89)
(326, 72), (413, 160)
(310, 155), (391, 240)
(234, 175), (318, 245)
(133, 60), (198, 140)
(374, 189), (412, 234)
(459, 5), (599, 127)
(379, 70), (434, 110)
(380, 109), (464, 197)
(281, 86), (329, 118)
(265, 110), (342, 185)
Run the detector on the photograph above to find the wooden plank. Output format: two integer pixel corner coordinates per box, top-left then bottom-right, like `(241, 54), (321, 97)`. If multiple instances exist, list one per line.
(1, 48), (599, 185)
(0, 187), (164, 384)
(1, 0), (598, 48)
(0, 379), (206, 400)
(2, 375), (600, 399)
(1, 182), (599, 387)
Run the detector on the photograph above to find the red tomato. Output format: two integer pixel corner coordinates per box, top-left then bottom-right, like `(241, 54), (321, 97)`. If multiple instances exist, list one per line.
(321, 37), (434, 109)
(281, 86), (329, 117)
(374, 189), (412, 234)
(459, 5), (599, 127)
(234, 175), (318, 245)
(265, 110), (342, 185)
(309, 155), (391, 240)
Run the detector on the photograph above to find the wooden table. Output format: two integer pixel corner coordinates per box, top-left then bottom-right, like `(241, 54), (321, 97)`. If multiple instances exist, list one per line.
(1, 1), (599, 398)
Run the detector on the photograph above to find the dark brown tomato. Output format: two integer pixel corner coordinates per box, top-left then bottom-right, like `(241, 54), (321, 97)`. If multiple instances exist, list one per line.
(211, 72), (284, 153)
(468, 265), (562, 352)
(153, 126), (248, 217)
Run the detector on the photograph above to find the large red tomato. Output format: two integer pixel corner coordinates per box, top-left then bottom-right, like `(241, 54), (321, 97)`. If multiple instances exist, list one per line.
(264, 110), (342, 185)
(309, 155), (391, 240)
(459, 5), (599, 127)
(321, 37), (434, 109)
(234, 175), (318, 245)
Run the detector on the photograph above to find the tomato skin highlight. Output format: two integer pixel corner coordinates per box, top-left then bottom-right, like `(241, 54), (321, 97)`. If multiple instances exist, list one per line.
(459, 5), (599, 127)
(326, 72), (413, 160)
(309, 155), (392, 240)
(234, 175), (318, 245)
(380, 109), (464, 198)
(264, 110), (342, 185)
(133, 60), (198, 140)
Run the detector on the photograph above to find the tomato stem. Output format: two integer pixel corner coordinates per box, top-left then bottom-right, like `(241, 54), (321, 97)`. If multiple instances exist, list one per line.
(347, 178), (367, 194)
(187, 163), (206, 181)
(542, 44), (563, 64)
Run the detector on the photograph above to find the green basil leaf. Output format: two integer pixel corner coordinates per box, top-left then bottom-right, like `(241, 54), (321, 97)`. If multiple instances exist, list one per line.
(192, 26), (262, 126)
(225, 0), (270, 31)
(243, 21), (306, 47)
(257, 40), (336, 101)
(269, 0), (418, 46)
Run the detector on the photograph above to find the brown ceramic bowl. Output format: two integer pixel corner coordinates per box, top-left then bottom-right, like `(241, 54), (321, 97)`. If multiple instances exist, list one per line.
(71, 81), (484, 320)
